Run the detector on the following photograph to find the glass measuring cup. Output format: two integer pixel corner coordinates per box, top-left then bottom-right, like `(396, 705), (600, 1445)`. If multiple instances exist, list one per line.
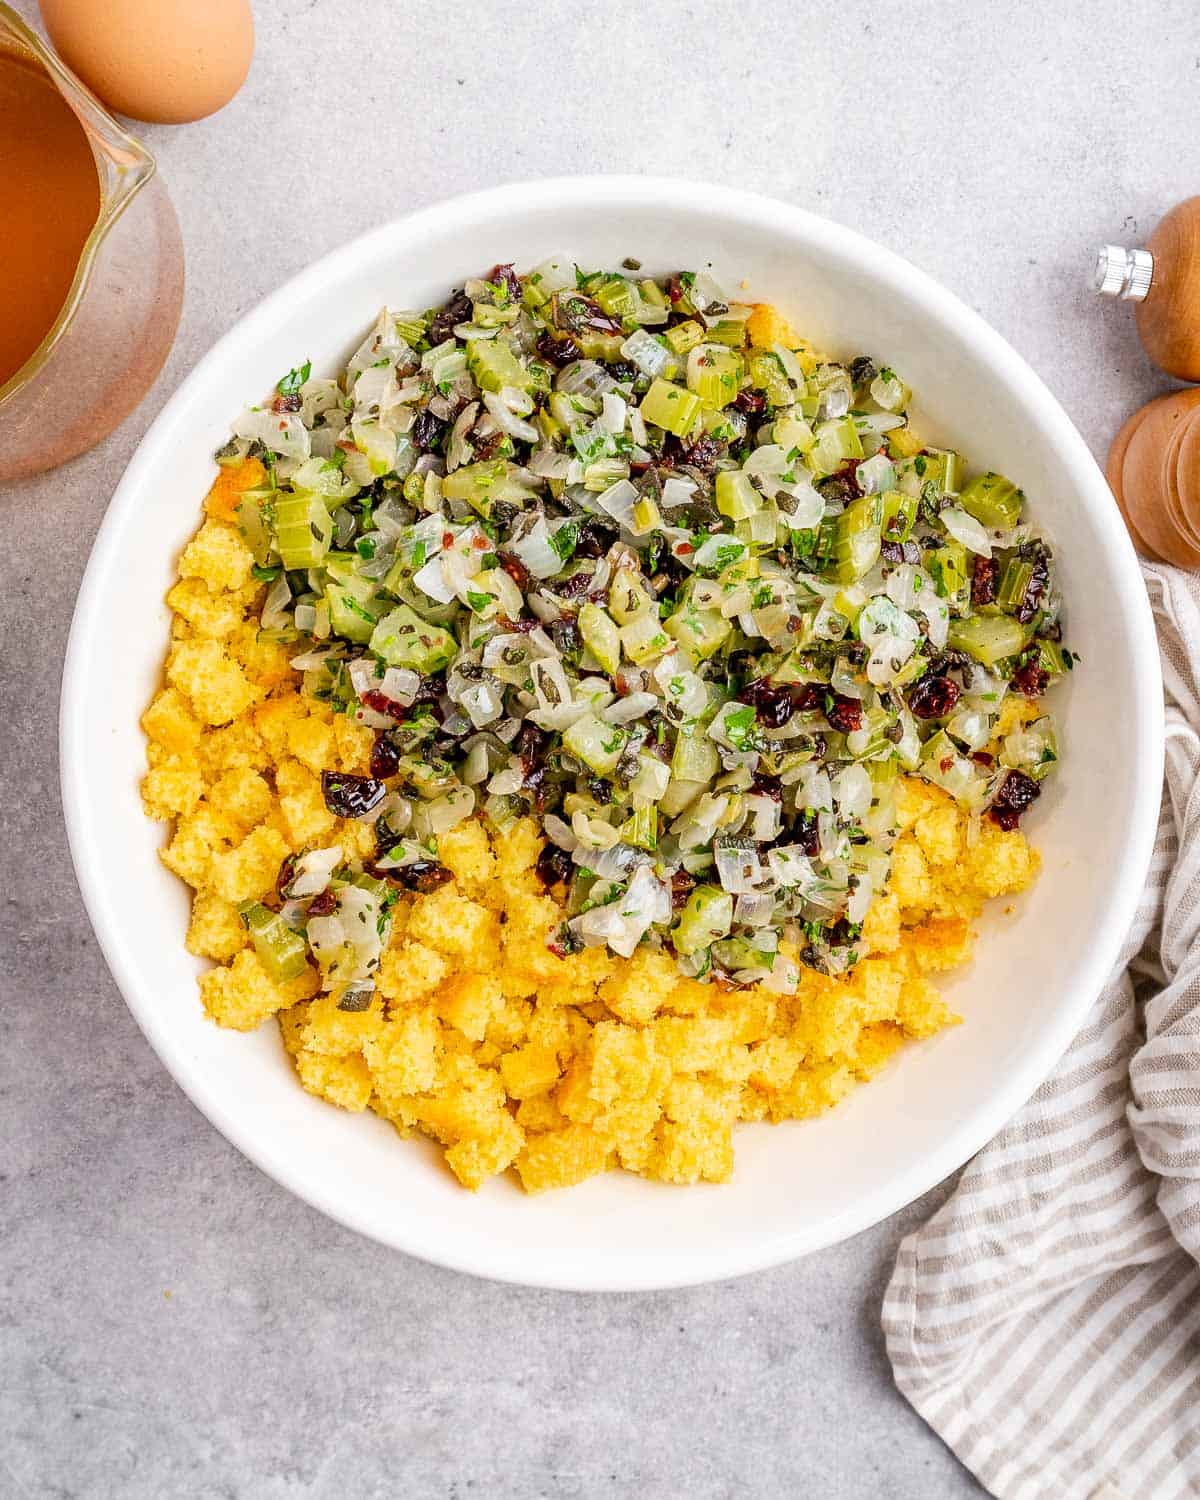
(0, 3), (184, 482)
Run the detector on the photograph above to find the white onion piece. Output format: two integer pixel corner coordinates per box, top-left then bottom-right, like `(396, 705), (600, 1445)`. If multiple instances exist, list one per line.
(542, 814), (578, 852)
(660, 476), (697, 508)
(348, 658), (382, 698)
(290, 846), (342, 898)
(261, 574), (292, 629)
(603, 691), (657, 724)
(290, 647), (340, 671)
(381, 666), (420, 704)
(833, 764), (872, 821)
(941, 506), (993, 557)
(735, 891), (776, 927)
(714, 841), (766, 895)
(762, 954), (800, 994)
(596, 478), (638, 529)
(600, 392), (628, 435)
(483, 392), (539, 443)
(412, 556), (456, 603)
(233, 408), (311, 462)
(620, 328), (674, 379)
(508, 516), (563, 580)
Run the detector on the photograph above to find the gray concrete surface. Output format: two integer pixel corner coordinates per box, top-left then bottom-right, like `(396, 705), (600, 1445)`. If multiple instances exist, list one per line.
(2, 1), (1193, 1495)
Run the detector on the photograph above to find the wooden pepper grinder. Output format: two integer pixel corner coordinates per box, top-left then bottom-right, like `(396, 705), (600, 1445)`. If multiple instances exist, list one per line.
(1097, 196), (1200, 564)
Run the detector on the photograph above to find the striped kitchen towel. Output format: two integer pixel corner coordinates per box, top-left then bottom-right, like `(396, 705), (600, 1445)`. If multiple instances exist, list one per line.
(883, 562), (1200, 1500)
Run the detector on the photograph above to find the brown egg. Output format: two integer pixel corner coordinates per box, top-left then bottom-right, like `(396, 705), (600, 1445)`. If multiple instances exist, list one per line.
(39, 0), (253, 125)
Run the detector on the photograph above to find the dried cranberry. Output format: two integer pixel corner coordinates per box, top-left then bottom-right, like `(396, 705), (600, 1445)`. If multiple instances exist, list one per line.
(306, 888), (337, 917)
(816, 468), (861, 506)
(587, 777), (613, 805)
(412, 407), (447, 453)
(275, 854), (298, 901)
(321, 770), (386, 819)
(989, 770), (1041, 830)
(880, 541), (905, 564)
(793, 811), (820, 856)
(516, 722), (549, 763)
(361, 689), (411, 722)
(733, 389), (767, 415)
(791, 682), (863, 733)
(496, 550), (532, 592)
(535, 331), (582, 369)
(488, 262), (523, 304)
(536, 843), (573, 889)
(555, 570), (593, 601)
(667, 274), (692, 306)
(573, 522), (609, 559)
(751, 771), (783, 799)
(971, 556), (1000, 607)
(366, 857), (453, 893)
(681, 434), (723, 473)
(670, 868), (697, 911)
(428, 290), (473, 345)
(907, 673), (962, 720)
(369, 735), (401, 779)
(972, 751), (995, 767)
(271, 393), (302, 414)
(495, 614), (537, 635)
(739, 677), (797, 729)
(1012, 660), (1050, 698)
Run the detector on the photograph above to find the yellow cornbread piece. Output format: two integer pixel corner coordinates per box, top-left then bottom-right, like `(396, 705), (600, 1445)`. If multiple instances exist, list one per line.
(142, 459), (1041, 1194)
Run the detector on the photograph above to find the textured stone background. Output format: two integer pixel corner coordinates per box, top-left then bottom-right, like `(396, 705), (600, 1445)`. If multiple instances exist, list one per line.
(3, 1), (1193, 1494)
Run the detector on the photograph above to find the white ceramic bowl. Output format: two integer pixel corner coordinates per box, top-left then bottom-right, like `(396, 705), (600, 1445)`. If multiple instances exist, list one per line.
(62, 178), (1162, 1291)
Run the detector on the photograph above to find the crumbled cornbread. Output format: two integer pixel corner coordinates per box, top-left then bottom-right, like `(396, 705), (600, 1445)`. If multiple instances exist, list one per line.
(142, 461), (1041, 1193)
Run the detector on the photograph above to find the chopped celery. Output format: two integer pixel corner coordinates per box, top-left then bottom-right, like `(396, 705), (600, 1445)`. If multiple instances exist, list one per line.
(466, 337), (536, 394)
(618, 805), (658, 851)
(638, 278), (667, 309)
(442, 458), (533, 518)
(578, 603), (622, 675)
(630, 494), (662, 536)
(664, 320), (705, 354)
(960, 471), (1023, 529)
(686, 345), (743, 409)
(236, 490), (274, 565)
(664, 600), (733, 659)
(640, 378), (702, 436)
(774, 413), (815, 455)
(672, 885), (733, 955)
(997, 558), (1035, 610)
(924, 540), (968, 598)
(594, 277), (638, 319)
(946, 614), (1027, 666)
(886, 426), (924, 460)
(369, 603), (458, 673)
(827, 496), (881, 584)
(1033, 638), (1070, 675)
(563, 712), (627, 776)
(239, 902), (309, 983)
(880, 489), (917, 542)
(808, 416), (864, 477)
(326, 575), (387, 644)
(620, 612), (672, 664)
(274, 493), (333, 570)
(575, 331), (625, 361)
(608, 567), (654, 623)
(716, 470), (762, 520)
(671, 726), (720, 783)
(747, 351), (793, 407)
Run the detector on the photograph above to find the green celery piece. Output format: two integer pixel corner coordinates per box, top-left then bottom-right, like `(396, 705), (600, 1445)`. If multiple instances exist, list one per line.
(808, 416), (865, 477)
(997, 558), (1035, 610)
(827, 496), (881, 583)
(574, 331), (625, 361)
(1034, 638), (1070, 675)
(687, 345), (744, 409)
(715, 470), (761, 520)
(880, 488), (918, 542)
(639, 378), (702, 436)
(239, 903), (309, 983)
(441, 458), (533, 519)
(960, 471), (1024, 529)
(594, 277), (638, 319)
(274, 493), (333, 570)
(326, 576), (387, 644)
(638, 279), (668, 310)
(466, 337), (536, 394)
(236, 489), (274, 565)
(578, 603), (622, 675)
(923, 540), (968, 598)
(620, 613), (672, 665)
(369, 603), (457, 673)
(665, 320), (705, 355)
(947, 614), (1028, 666)
(608, 567), (654, 623)
(747, 351), (792, 407)
(563, 713), (627, 776)
(618, 805), (658, 851)
(672, 885), (733, 955)
(671, 726), (720, 783)
(664, 601), (732, 659)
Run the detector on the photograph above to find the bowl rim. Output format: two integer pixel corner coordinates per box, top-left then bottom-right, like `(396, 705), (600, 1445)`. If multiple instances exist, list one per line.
(60, 176), (1164, 1291)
